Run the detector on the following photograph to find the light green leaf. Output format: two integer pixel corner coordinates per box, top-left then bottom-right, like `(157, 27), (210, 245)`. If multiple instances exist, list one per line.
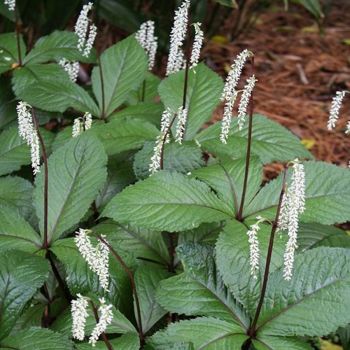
(91, 36), (148, 117)
(216, 219), (287, 314)
(1, 328), (73, 350)
(34, 134), (107, 242)
(110, 102), (163, 126)
(298, 223), (350, 251)
(293, 0), (323, 19)
(76, 332), (139, 350)
(0, 206), (41, 252)
(0, 252), (49, 340)
(191, 157), (262, 215)
(257, 247), (350, 337)
(12, 64), (99, 115)
(135, 265), (169, 333)
(102, 171), (233, 232)
(134, 141), (205, 179)
(159, 63), (223, 139)
(245, 161), (350, 225)
(92, 220), (170, 265)
(253, 335), (313, 350)
(0, 33), (26, 74)
(0, 126), (54, 175)
(196, 115), (312, 164)
(157, 243), (249, 328)
(23, 31), (94, 64)
(0, 176), (33, 219)
(149, 317), (247, 350)
(91, 118), (159, 156)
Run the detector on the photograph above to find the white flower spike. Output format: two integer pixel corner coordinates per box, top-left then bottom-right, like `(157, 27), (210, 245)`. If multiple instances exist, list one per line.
(278, 159), (306, 281)
(59, 58), (79, 82)
(72, 112), (93, 137)
(71, 294), (89, 341)
(136, 20), (158, 71)
(75, 2), (97, 57)
(149, 108), (173, 174)
(237, 75), (257, 130)
(327, 91), (347, 130)
(220, 49), (252, 143)
(190, 22), (204, 69)
(4, 0), (15, 11)
(75, 229), (110, 291)
(175, 106), (188, 144)
(89, 298), (113, 347)
(246, 216), (265, 279)
(166, 0), (190, 76)
(16, 101), (41, 175)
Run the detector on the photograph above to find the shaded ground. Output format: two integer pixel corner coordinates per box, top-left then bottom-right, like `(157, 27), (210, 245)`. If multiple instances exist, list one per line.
(205, 2), (350, 167)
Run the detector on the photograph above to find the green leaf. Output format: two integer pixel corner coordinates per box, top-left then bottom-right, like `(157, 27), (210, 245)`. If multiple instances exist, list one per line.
(179, 222), (223, 245)
(92, 118), (159, 156)
(102, 171), (233, 232)
(293, 0), (323, 19)
(257, 247), (350, 337)
(245, 161), (350, 225)
(0, 126), (54, 176)
(110, 102), (163, 126)
(196, 115), (312, 164)
(0, 76), (16, 129)
(0, 33), (26, 74)
(128, 72), (161, 104)
(23, 31), (93, 64)
(0, 206), (41, 252)
(157, 243), (249, 328)
(298, 223), (350, 251)
(134, 141), (205, 179)
(149, 317), (247, 349)
(91, 36), (148, 117)
(253, 336), (313, 350)
(135, 265), (169, 333)
(159, 63), (223, 139)
(216, 219), (287, 314)
(191, 157), (262, 215)
(92, 220), (170, 265)
(215, 0), (238, 8)
(96, 158), (136, 209)
(0, 176), (33, 219)
(0, 251), (49, 340)
(76, 332), (139, 350)
(34, 134), (107, 242)
(1, 328), (73, 350)
(12, 64), (99, 115)
(109, 230), (165, 272)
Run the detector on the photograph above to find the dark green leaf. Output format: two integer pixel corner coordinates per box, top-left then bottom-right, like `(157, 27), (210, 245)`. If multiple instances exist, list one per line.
(34, 134), (107, 242)
(102, 171), (233, 232)
(0, 33), (25, 74)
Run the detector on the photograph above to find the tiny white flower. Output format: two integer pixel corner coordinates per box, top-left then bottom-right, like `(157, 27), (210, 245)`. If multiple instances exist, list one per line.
(59, 58), (79, 82)
(278, 159), (306, 281)
(237, 75), (257, 130)
(175, 106), (188, 144)
(136, 20), (158, 71)
(4, 0), (15, 11)
(220, 93), (236, 144)
(166, 0), (190, 76)
(345, 121), (350, 135)
(89, 298), (113, 347)
(149, 136), (163, 174)
(246, 217), (264, 279)
(71, 294), (89, 341)
(84, 112), (92, 130)
(75, 2), (96, 57)
(190, 22), (204, 69)
(327, 91), (347, 130)
(16, 101), (41, 174)
(75, 229), (110, 291)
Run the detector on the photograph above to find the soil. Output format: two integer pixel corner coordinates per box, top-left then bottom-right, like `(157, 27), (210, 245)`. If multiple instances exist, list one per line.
(204, 1), (350, 168)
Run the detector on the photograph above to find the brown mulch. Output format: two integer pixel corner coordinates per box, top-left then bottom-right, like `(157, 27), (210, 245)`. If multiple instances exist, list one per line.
(204, 2), (350, 168)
